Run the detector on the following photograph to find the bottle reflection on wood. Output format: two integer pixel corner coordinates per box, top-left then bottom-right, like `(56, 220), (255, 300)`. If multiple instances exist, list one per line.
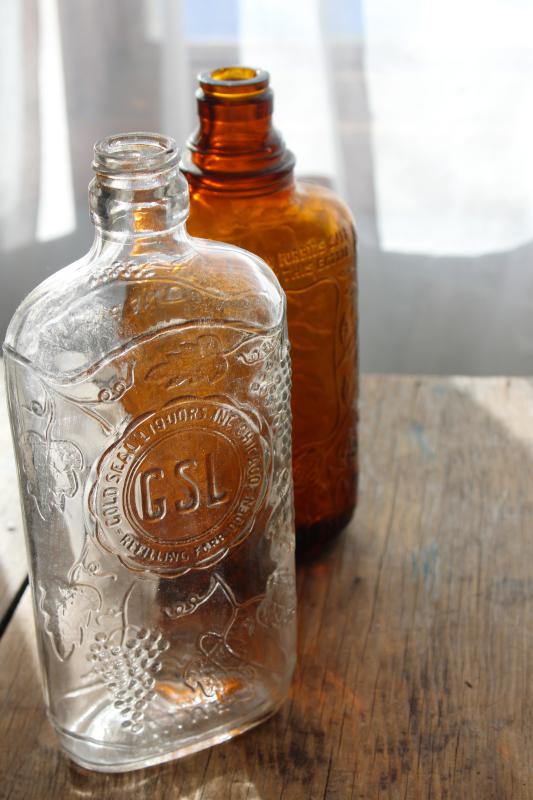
(181, 67), (359, 556)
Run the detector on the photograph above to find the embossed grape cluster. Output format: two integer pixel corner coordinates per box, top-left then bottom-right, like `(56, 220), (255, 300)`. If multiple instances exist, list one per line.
(87, 628), (169, 733)
(262, 345), (292, 489)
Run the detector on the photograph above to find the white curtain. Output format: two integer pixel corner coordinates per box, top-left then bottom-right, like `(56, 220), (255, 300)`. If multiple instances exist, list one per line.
(238, 0), (343, 191)
(362, 0), (533, 256)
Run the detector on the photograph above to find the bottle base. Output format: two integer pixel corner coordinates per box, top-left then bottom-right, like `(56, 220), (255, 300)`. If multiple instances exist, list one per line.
(296, 506), (354, 561)
(53, 692), (286, 773)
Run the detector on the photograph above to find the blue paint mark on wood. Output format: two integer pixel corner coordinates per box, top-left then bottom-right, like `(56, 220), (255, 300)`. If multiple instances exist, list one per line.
(411, 421), (435, 459)
(411, 541), (439, 589)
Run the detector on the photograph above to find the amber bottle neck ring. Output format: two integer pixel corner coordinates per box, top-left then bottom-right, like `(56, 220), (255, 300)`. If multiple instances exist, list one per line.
(182, 67), (296, 196)
(89, 132), (190, 240)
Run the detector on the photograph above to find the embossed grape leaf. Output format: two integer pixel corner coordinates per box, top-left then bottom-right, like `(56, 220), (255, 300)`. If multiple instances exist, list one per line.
(224, 597), (264, 659)
(183, 644), (226, 698)
(257, 569), (296, 629)
(184, 632), (255, 700)
(24, 431), (83, 520)
(181, 578), (259, 697)
(39, 580), (101, 661)
(145, 335), (227, 388)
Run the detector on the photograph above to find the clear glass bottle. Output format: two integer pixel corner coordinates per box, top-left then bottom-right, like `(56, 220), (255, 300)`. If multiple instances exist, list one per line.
(181, 67), (358, 557)
(3, 133), (296, 772)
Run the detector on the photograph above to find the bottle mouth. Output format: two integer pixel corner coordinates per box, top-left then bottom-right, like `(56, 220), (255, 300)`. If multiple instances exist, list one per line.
(90, 132), (189, 232)
(198, 67), (270, 97)
(184, 65), (294, 194)
(93, 132), (180, 177)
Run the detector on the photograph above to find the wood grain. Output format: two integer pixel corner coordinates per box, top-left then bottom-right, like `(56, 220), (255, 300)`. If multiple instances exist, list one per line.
(0, 360), (27, 623)
(1, 376), (532, 799)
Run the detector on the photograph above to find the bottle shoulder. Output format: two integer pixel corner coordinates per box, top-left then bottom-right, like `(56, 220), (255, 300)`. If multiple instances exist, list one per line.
(188, 181), (356, 249)
(4, 235), (285, 381)
(295, 181), (356, 236)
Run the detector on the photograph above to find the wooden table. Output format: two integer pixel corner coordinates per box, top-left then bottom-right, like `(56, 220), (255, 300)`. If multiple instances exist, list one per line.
(1, 376), (532, 799)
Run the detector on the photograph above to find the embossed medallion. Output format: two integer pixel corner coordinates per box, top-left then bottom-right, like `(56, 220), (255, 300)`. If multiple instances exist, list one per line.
(90, 397), (270, 576)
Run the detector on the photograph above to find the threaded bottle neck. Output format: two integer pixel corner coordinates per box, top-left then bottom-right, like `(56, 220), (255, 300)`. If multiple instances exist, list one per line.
(90, 133), (189, 239)
(181, 67), (295, 196)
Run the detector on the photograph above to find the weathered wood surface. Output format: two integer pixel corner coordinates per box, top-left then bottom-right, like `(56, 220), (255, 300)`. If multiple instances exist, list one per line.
(0, 360), (27, 623)
(1, 376), (532, 799)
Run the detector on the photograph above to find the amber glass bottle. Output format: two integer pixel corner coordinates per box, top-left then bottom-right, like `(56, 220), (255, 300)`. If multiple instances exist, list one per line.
(182, 67), (358, 555)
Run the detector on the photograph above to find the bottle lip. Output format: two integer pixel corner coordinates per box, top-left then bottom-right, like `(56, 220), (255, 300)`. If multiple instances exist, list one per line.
(198, 67), (270, 97)
(93, 132), (180, 176)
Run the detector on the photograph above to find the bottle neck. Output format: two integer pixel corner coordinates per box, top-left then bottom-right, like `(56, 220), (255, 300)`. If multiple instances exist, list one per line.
(181, 67), (295, 197)
(90, 133), (190, 243)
